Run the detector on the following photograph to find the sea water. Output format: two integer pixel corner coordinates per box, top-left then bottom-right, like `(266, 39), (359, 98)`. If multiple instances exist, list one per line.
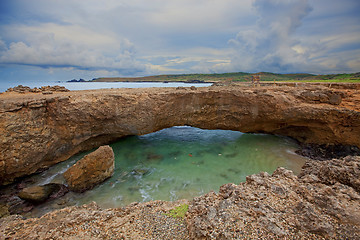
(24, 126), (307, 217)
(0, 80), (212, 92)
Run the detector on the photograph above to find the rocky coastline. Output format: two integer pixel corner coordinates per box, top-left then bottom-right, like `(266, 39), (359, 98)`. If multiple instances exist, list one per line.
(1, 156), (359, 239)
(0, 83), (359, 239)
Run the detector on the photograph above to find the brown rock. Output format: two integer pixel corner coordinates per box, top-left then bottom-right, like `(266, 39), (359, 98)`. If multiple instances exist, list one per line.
(186, 156), (360, 239)
(0, 85), (359, 185)
(18, 183), (68, 204)
(299, 156), (360, 192)
(63, 145), (115, 192)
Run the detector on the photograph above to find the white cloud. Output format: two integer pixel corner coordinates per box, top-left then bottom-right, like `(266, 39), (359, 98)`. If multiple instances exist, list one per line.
(225, 0), (360, 74)
(227, 0), (313, 73)
(0, 0), (359, 79)
(0, 23), (145, 75)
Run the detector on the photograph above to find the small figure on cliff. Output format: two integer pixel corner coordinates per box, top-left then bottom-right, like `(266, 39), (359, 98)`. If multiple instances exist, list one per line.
(251, 75), (260, 87)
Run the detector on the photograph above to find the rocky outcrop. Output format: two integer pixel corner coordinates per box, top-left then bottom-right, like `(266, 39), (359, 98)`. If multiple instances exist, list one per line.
(296, 143), (360, 160)
(5, 85), (69, 94)
(0, 157), (359, 239)
(0, 200), (190, 240)
(18, 183), (68, 203)
(0, 84), (359, 184)
(185, 156), (360, 239)
(63, 145), (115, 192)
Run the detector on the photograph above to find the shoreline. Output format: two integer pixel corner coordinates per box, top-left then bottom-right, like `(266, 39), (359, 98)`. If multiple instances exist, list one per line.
(0, 138), (350, 219)
(0, 83), (359, 238)
(1, 156), (359, 239)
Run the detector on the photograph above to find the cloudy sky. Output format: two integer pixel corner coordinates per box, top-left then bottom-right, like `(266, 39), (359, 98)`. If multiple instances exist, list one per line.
(0, 0), (359, 82)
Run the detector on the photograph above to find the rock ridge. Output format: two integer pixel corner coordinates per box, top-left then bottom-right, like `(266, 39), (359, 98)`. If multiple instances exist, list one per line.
(0, 84), (359, 184)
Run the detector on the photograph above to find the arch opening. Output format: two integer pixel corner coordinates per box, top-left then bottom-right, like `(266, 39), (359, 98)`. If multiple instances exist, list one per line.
(17, 126), (308, 217)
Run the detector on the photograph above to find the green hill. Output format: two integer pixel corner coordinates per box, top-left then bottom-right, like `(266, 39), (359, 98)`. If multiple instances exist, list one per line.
(92, 72), (360, 83)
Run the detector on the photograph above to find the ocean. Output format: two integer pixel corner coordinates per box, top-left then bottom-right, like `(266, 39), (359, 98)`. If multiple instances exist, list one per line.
(0, 80), (212, 92)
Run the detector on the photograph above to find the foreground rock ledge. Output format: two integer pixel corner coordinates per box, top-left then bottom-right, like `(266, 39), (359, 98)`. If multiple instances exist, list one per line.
(0, 84), (359, 184)
(1, 156), (359, 239)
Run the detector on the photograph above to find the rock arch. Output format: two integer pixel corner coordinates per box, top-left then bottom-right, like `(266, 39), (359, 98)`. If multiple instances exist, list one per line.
(0, 85), (359, 184)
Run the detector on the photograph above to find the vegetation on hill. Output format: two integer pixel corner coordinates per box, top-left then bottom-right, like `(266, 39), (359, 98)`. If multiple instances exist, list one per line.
(92, 72), (360, 83)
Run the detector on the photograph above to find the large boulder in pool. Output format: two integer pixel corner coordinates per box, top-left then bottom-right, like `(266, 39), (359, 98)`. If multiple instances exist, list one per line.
(63, 145), (115, 192)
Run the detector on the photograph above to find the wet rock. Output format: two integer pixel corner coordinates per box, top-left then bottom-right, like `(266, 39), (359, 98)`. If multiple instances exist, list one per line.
(63, 145), (115, 192)
(18, 183), (68, 204)
(296, 143), (360, 160)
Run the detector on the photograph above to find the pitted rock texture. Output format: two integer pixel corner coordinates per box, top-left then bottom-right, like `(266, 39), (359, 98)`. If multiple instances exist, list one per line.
(0, 157), (359, 239)
(186, 156), (360, 239)
(63, 145), (115, 192)
(5, 85), (69, 94)
(0, 84), (359, 184)
(0, 200), (190, 240)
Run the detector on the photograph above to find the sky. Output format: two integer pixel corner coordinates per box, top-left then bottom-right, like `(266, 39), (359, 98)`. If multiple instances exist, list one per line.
(0, 0), (359, 82)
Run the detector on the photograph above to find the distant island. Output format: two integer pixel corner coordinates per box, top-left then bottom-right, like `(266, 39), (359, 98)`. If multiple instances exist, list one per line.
(91, 72), (360, 83)
(67, 78), (88, 83)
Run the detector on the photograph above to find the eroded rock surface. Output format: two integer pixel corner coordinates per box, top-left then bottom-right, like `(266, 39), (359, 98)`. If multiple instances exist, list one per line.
(186, 156), (360, 239)
(63, 145), (115, 192)
(0, 84), (359, 184)
(0, 157), (359, 239)
(5, 85), (69, 94)
(0, 200), (190, 240)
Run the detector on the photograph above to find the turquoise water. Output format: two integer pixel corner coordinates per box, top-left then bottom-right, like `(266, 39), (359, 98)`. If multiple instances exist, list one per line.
(25, 126), (307, 217)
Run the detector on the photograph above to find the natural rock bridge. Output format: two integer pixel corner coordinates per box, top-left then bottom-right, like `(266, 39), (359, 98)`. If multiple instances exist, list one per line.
(1, 84), (359, 185)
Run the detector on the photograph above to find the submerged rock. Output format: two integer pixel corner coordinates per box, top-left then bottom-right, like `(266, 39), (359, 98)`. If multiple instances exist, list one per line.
(18, 183), (68, 204)
(63, 145), (115, 192)
(131, 168), (150, 176)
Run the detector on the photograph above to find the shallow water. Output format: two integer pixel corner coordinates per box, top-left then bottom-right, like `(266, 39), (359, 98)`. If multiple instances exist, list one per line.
(22, 126), (307, 217)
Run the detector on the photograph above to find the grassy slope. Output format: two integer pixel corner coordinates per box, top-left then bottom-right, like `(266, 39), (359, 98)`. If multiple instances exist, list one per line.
(93, 72), (360, 83)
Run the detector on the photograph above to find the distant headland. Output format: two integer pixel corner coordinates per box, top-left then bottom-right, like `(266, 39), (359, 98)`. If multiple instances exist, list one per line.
(68, 72), (360, 83)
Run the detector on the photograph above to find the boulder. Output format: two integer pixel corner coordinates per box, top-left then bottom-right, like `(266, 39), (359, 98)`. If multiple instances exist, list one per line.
(63, 145), (115, 192)
(18, 183), (68, 204)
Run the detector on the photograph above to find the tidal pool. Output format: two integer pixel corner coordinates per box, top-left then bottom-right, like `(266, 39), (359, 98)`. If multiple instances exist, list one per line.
(22, 126), (308, 217)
